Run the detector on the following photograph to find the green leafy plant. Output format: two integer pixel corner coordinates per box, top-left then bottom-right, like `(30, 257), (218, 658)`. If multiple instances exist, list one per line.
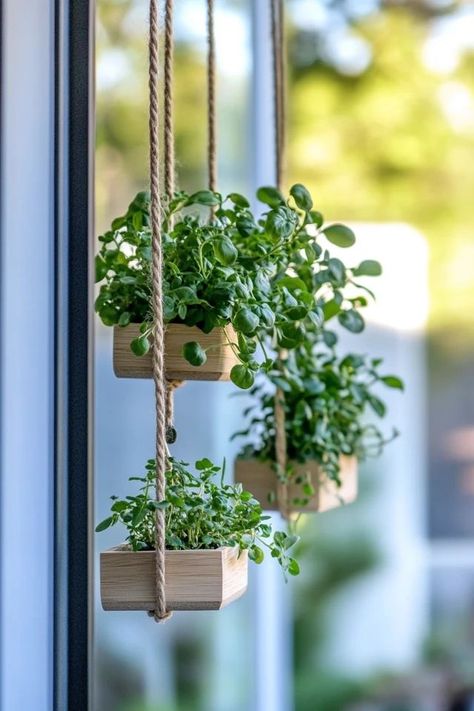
(234, 341), (403, 496)
(95, 185), (380, 388)
(96, 457), (300, 578)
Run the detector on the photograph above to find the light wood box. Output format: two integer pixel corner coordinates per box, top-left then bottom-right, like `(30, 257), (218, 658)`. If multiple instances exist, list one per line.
(234, 456), (358, 513)
(113, 323), (239, 380)
(100, 546), (248, 611)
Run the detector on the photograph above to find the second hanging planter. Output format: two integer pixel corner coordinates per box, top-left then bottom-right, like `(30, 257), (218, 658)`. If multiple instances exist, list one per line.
(234, 456), (358, 514)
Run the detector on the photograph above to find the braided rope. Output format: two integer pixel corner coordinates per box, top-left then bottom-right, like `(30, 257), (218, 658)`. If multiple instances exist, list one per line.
(207, 0), (217, 191)
(163, 0), (175, 198)
(270, 0), (285, 188)
(163, 0), (183, 434)
(149, 0), (171, 623)
(270, 0), (289, 518)
(274, 384), (290, 519)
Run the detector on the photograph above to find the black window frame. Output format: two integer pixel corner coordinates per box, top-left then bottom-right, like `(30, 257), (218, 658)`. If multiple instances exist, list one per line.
(54, 1), (94, 709)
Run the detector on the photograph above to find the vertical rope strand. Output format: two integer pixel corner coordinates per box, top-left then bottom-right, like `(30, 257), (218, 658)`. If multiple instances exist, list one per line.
(270, 0), (285, 189)
(207, 0), (217, 192)
(163, 0), (175, 198)
(149, 0), (171, 622)
(163, 0), (182, 442)
(270, 0), (289, 519)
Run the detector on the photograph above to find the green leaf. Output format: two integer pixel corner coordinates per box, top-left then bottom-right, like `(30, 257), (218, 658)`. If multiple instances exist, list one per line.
(309, 210), (323, 227)
(338, 309), (365, 333)
(322, 299), (340, 321)
(130, 335), (150, 356)
(228, 192), (250, 208)
(182, 341), (207, 367)
(118, 312), (131, 327)
(256, 185), (284, 208)
(95, 516), (114, 532)
(323, 224), (356, 248)
(186, 190), (220, 206)
(380, 375), (404, 390)
(230, 364), (255, 389)
(233, 308), (259, 335)
(288, 558), (300, 576)
(249, 545), (265, 564)
(214, 237), (238, 266)
(95, 255), (108, 282)
(290, 183), (313, 211)
(132, 508), (147, 526)
(266, 208), (296, 240)
(367, 394), (387, 417)
(323, 330), (338, 347)
(196, 458), (214, 470)
(328, 257), (346, 283)
(277, 276), (308, 293)
(353, 259), (382, 277)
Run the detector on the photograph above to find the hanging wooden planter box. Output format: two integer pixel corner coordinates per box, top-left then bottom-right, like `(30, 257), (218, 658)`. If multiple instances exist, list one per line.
(113, 323), (239, 380)
(234, 455), (358, 513)
(100, 546), (248, 611)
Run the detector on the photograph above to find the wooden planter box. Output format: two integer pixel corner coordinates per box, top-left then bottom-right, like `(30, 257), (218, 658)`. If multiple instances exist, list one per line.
(100, 546), (248, 611)
(234, 456), (358, 513)
(113, 324), (239, 380)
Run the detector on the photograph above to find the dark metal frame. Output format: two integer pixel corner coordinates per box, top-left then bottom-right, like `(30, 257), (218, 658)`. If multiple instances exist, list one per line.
(54, 1), (94, 709)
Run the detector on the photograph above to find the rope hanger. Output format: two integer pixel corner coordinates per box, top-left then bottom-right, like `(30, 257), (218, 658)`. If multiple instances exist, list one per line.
(148, 0), (287, 618)
(269, 0), (290, 520)
(148, 0), (218, 622)
(149, 0), (169, 622)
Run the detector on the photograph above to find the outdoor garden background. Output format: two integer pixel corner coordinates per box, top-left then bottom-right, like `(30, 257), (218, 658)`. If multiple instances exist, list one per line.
(94, 1), (474, 709)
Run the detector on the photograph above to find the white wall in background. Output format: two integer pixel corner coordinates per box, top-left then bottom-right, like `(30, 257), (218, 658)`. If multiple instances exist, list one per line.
(323, 223), (429, 674)
(0, 0), (54, 709)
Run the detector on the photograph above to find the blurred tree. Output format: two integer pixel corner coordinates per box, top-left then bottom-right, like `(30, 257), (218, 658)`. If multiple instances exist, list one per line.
(287, 6), (474, 348)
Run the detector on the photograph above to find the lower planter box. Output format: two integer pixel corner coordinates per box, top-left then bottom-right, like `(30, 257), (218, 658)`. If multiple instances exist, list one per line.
(113, 323), (239, 380)
(100, 546), (248, 611)
(234, 456), (358, 513)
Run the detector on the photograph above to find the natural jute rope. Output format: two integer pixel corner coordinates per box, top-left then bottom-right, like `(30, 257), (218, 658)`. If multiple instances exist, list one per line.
(270, 0), (289, 519)
(163, 0), (183, 443)
(149, 0), (171, 622)
(207, 0), (217, 191)
(163, 0), (175, 198)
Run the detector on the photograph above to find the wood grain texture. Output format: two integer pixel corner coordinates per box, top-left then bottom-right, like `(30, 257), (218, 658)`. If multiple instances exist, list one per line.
(113, 323), (239, 380)
(234, 456), (358, 513)
(100, 546), (248, 611)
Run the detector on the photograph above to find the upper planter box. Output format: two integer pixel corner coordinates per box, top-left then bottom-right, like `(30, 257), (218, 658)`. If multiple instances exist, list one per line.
(234, 456), (358, 513)
(100, 546), (248, 612)
(113, 323), (239, 380)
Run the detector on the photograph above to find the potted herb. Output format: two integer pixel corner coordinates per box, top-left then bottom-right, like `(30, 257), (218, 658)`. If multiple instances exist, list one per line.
(95, 185), (372, 388)
(98, 457), (300, 611)
(233, 343), (403, 513)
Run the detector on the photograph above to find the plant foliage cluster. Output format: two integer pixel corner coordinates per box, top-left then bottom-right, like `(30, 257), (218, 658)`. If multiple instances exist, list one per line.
(96, 184), (402, 574)
(95, 184), (379, 389)
(96, 457), (299, 578)
(234, 346), (403, 491)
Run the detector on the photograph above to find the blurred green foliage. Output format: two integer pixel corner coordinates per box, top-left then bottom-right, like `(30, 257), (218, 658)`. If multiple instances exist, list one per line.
(287, 6), (474, 352)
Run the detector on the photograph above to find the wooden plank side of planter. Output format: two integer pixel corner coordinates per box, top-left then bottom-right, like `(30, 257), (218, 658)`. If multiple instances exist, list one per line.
(113, 324), (239, 380)
(100, 546), (248, 611)
(234, 456), (358, 513)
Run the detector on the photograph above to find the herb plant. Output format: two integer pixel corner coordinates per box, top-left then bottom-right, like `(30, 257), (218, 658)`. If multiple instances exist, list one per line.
(96, 457), (300, 578)
(234, 341), (403, 495)
(95, 185), (380, 388)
